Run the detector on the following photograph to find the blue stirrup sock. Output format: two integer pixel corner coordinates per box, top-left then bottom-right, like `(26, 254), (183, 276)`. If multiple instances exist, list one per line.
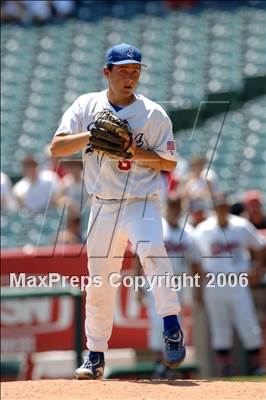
(163, 315), (181, 332)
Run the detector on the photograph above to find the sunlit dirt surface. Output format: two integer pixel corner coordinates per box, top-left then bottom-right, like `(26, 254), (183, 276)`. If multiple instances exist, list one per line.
(2, 379), (266, 400)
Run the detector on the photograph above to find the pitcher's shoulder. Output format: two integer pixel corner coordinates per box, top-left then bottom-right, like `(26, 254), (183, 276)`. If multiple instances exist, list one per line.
(77, 90), (106, 105)
(136, 94), (169, 116)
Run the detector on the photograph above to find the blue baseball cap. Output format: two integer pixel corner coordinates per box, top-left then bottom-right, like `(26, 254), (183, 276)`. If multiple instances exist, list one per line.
(106, 43), (145, 66)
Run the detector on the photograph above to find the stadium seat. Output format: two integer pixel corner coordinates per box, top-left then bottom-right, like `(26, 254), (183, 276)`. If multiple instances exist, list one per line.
(1, 5), (265, 248)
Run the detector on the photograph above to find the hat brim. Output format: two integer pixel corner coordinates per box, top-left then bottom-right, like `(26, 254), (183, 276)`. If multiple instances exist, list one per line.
(108, 60), (147, 67)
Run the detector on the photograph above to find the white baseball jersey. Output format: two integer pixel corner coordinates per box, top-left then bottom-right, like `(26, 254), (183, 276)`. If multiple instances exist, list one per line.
(193, 214), (262, 274)
(54, 90), (177, 199)
(12, 170), (62, 213)
(162, 218), (200, 274)
(185, 169), (219, 200)
(1, 172), (17, 212)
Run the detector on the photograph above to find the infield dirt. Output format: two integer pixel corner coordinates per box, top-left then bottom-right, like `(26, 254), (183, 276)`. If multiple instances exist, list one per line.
(2, 379), (266, 400)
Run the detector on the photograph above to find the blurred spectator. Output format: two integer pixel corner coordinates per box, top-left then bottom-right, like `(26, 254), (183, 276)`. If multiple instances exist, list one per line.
(1, 172), (17, 213)
(61, 159), (87, 211)
(182, 156), (219, 204)
(1, 0), (74, 24)
(193, 193), (264, 376)
(165, 155), (189, 198)
(1, 0), (50, 24)
(243, 190), (266, 230)
(230, 201), (244, 216)
(12, 155), (63, 213)
(42, 145), (68, 179)
(49, 0), (75, 19)
(188, 197), (208, 228)
(56, 212), (83, 245)
(160, 171), (178, 205)
(165, 0), (199, 10)
(1, 1), (27, 23)
(172, 155), (189, 185)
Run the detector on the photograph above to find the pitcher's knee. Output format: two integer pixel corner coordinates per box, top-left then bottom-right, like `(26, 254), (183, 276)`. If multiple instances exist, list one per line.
(86, 277), (117, 305)
(137, 244), (168, 267)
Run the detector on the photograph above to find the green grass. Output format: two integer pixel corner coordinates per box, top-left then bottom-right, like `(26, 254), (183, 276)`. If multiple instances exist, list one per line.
(219, 375), (266, 382)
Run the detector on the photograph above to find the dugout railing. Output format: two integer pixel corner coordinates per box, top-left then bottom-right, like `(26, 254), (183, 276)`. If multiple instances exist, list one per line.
(1, 286), (83, 379)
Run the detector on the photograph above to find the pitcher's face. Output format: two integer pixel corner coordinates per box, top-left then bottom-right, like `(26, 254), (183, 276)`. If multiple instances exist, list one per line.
(104, 64), (141, 98)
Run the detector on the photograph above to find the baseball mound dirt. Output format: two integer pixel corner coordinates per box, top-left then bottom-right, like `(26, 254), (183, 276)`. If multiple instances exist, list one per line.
(2, 379), (266, 400)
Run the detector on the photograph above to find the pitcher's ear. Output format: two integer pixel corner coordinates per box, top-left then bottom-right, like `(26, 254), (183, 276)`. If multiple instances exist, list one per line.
(103, 66), (110, 78)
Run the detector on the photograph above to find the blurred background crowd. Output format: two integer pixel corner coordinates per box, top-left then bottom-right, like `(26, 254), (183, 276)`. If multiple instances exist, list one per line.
(1, 151), (266, 247)
(1, 0), (266, 249)
(1, 0), (266, 381)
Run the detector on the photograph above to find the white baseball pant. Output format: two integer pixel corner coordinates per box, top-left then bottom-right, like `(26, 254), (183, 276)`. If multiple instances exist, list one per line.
(85, 197), (180, 352)
(204, 284), (262, 350)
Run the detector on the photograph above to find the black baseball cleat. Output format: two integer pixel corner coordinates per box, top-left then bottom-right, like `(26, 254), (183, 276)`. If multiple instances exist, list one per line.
(74, 351), (105, 380)
(152, 361), (169, 379)
(163, 327), (186, 368)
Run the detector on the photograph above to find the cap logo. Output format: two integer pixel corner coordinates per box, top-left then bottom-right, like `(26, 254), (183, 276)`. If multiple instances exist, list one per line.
(127, 47), (134, 58)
